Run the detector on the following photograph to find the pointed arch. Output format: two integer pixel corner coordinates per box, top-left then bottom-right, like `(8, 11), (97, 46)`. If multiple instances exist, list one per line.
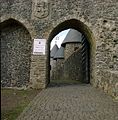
(46, 19), (96, 85)
(0, 16), (36, 39)
(0, 18), (31, 36)
(1, 18), (32, 87)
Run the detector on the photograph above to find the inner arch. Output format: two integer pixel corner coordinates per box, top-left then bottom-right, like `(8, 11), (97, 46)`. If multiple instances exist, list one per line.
(1, 19), (32, 87)
(46, 19), (96, 86)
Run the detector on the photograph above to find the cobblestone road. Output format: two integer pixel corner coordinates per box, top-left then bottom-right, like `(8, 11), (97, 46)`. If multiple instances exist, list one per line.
(17, 84), (118, 120)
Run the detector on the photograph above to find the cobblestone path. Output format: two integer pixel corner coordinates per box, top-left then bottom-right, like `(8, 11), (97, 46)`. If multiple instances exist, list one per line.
(17, 84), (118, 120)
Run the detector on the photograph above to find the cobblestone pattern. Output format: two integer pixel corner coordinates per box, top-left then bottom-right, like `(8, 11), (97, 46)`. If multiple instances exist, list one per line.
(17, 85), (118, 120)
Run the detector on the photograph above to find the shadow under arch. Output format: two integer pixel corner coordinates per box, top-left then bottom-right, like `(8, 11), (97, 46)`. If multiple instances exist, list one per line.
(46, 19), (96, 86)
(0, 18), (31, 35)
(1, 18), (32, 87)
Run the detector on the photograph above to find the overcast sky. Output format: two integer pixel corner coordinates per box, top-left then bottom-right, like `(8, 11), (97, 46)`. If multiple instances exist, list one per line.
(50, 29), (70, 50)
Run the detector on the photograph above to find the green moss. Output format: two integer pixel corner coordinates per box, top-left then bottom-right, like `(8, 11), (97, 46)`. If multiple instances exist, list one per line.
(1, 106), (25, 120)
(1, 88), (41, 120)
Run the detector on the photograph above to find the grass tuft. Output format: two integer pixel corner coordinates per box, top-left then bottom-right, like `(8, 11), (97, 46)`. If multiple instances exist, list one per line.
(1, 88), (41, 120)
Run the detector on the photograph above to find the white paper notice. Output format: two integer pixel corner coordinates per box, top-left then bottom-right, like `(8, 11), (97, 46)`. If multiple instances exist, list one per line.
(33, 39), (46, 55)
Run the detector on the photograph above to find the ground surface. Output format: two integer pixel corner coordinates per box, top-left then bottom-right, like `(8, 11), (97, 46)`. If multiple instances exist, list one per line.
(1, 88), (41, 120)
(17, 84), (118, 120)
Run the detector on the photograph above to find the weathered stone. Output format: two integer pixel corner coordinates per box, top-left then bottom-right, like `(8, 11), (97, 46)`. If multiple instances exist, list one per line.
(1, 20), (32, 87)
(64, 43), (82, 60)
(0, 0), (118, 98)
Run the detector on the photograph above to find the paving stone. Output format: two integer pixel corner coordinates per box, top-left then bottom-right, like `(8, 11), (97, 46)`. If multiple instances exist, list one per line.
(17, 84), (118, 120)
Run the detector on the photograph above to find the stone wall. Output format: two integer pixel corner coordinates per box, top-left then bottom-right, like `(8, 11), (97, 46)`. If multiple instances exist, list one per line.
(50, 58), (57, 80)
(95, 19), (118, 99)
(50, 58), (56, 70)
(54, 59), (64, 81)
(1, 0), (118, 98)
(96, 70), (118, 98)
(1, 20), (32, 87)
(63, 49), (83, 82)
(64, 43), (82, 60)
(50, 48), (83, 83)
(30, 55), (46, 89)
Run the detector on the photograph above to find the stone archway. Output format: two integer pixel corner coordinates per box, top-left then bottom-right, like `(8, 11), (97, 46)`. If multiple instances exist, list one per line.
(46, 19), (96, 85)
(1, 18), (32, 87)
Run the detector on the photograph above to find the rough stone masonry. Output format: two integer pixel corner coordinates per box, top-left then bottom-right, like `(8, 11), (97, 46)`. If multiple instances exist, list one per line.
(0, 0), (118, 99)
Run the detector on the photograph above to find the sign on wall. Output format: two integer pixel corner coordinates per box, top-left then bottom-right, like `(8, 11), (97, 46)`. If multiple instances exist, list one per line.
(33, 39), (46, 55)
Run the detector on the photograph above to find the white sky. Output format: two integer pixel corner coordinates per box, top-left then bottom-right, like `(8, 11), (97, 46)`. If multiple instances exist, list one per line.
(50, 29), (70, 50)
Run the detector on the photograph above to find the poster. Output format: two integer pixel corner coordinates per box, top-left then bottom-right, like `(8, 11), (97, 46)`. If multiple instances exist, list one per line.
(33, 39), (46, 55)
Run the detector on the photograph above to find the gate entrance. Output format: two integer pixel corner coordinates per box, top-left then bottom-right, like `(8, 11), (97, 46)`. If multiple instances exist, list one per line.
(46, 19), (94, 85)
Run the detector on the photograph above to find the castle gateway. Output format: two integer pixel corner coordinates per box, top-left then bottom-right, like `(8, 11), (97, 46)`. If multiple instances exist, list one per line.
(0, 0), (118, 99)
